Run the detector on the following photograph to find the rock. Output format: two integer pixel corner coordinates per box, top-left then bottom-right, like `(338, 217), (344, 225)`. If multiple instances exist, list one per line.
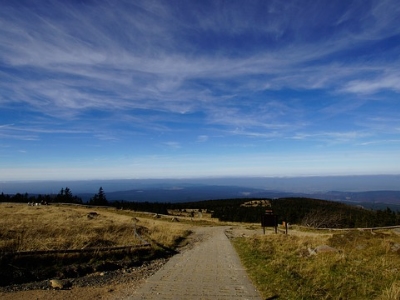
(391, 243), (400, 252)
(315, 245), (338, 253)
(306, 245), (337, 256)
(49, 279), (72, 290)
(356, 244), (366, 250)
(87, 212), (99, 219)
(307, 248), (317, 256)
(49, 279), (63, 289)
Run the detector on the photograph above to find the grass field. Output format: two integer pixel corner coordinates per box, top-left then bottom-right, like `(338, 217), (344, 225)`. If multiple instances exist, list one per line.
(0, 203), (192, 251)
(0, 203), (192, 285)
(233, 228), (400, 299)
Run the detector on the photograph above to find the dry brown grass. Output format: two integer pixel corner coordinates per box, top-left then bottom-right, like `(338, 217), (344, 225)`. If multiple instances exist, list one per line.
(378, 281), (400, 300)
(233, 228), (400, 300)
(0, 203), (193, 286)
(0, 203), (191, 252)
(136, 217), (191, 248)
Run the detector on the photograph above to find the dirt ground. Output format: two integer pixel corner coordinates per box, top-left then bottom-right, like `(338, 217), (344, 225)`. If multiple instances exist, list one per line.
(1, 285), (123, 300)
(0, 260), (165, 300)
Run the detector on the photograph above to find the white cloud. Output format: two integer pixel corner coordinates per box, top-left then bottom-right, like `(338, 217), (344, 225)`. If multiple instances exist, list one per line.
(292, 131), (370, 144)
(342, 74), (400, 94)
(197, 135), (209, 143)
(358, 139), (400, 146)
(163, 142), (181, 149)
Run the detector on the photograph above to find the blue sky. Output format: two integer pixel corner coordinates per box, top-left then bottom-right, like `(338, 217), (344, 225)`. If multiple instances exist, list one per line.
(1, 0), (400, 181)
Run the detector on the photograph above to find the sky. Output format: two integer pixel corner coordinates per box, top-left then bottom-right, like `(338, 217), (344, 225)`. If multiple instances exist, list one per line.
(1, 0), (400, 181)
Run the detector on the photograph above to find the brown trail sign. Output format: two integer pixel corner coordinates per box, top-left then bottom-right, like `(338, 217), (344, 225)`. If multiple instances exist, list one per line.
(261, 209), (287, 234)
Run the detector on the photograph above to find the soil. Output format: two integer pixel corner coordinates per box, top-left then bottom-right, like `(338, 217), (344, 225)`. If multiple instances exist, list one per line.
(0, 258), (167, 300)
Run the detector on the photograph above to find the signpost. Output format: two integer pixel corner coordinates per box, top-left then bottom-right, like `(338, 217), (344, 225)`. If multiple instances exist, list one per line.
(261, 209), (278, 234)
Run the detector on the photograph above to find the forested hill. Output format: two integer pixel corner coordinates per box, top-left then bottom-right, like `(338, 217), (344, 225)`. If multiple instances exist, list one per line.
(166, 197), (400, 228)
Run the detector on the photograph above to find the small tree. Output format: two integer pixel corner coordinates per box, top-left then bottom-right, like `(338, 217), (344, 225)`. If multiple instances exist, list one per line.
(301, 209), (344, 228)
(90, 187), (108, 206)
(55, 187), (82, 204)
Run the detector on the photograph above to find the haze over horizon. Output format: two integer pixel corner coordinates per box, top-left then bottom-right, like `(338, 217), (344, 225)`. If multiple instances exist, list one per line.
(1, 1), (400, 181)
(1, 175), (400, 196)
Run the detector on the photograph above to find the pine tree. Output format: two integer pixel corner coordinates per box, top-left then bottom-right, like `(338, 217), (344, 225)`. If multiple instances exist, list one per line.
(90, 187), (108, 206)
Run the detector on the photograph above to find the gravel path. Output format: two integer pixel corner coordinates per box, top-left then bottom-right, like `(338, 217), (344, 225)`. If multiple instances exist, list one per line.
(122, 226), (262, 300)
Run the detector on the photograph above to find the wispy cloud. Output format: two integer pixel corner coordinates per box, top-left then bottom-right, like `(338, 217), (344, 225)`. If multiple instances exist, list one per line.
(358, 139), (400, 146)
(292, 131), (371, 144)
(2, 0), (399, 121)
(163, 142), (181, 149)
(342, 73), (400, 94)
(197, 135), (209, 143)
(0, 124), (40, 141)
(1, 0), (400, 179)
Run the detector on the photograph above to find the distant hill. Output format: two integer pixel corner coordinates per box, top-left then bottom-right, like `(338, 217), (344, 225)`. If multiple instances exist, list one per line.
(311, 191), (400, 210)
(79, 185), (268, 202)
(77, 185), (400, 210)
(313, 190), (400, 204)
(3, 175), (400, 194)
(2, 175), (399, 210)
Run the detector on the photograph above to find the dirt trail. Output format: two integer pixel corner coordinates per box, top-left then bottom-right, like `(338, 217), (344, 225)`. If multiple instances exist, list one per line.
(117, 226), (262, 300)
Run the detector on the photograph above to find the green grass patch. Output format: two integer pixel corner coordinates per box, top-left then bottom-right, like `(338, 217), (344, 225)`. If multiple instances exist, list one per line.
(233, 230), (400, 300)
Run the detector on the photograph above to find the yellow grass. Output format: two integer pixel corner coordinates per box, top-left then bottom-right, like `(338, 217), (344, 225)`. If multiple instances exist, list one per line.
(0, 203), (191, 252)
(233, 229), (400, 300)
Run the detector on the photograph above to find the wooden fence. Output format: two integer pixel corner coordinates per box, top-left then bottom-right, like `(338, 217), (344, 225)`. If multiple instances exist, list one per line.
(297, 225), (400, 231)
(7, 243), (150, 257)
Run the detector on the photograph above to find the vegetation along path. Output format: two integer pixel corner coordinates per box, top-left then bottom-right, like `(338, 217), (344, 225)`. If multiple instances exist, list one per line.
(123, 226), (262, 300)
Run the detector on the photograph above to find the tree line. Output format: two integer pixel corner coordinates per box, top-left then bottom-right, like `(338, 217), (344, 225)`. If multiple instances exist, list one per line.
(0, 186), (108, 206)
(1, 190), (399, 228)
(167, 197), (400, 228)
(202, 197), (400, 228)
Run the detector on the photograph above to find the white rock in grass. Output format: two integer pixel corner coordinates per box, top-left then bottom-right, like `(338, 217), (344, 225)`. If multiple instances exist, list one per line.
(307, 248), (317, 256)
(315, 245), (338, 253)
(49, 279), (64, 290)
(49, 279), (72, 290)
